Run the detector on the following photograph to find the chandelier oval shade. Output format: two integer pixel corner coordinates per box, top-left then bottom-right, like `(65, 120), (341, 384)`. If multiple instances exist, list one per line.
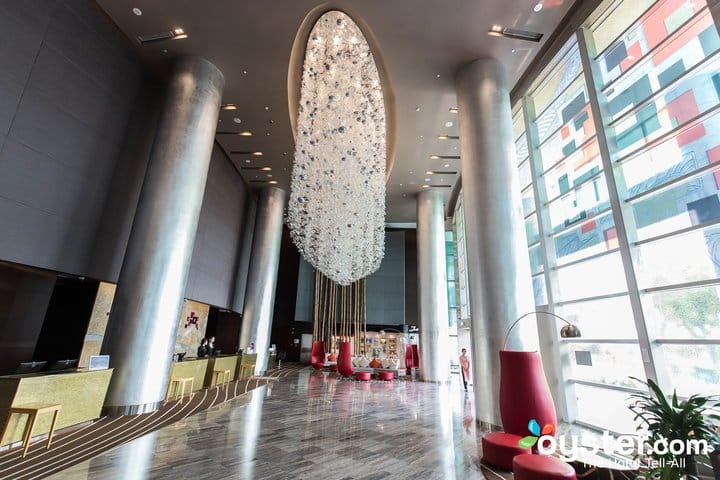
(288, 10), (387, 286)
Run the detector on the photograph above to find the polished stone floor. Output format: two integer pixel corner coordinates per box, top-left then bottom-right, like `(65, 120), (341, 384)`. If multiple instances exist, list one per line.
(48, 369), (506, 480)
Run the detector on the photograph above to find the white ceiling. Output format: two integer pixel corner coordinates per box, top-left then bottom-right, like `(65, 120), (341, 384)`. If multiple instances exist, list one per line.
(96, 0), (575, 221)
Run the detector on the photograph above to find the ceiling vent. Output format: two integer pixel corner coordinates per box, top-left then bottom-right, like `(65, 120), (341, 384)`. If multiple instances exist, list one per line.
(488, 26), (543, 43)
(136, 28), (187, 45)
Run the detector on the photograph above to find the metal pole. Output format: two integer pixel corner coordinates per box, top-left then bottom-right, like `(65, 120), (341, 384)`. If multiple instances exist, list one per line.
(455, 57), (538, 426)
(416, 189), (451, 383)
(102, 57), (224, 415)
(239, 187), (287, 375)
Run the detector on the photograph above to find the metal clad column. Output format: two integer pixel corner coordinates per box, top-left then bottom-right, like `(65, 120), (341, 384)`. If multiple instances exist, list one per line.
(102, 57), (224, 415)
(455, 58), (538, 426)
(239, 187), (286, 375)
(416, 189), (450, 383)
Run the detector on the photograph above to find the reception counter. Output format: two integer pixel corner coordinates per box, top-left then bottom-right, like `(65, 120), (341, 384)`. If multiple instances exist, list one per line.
(167, 358), (208, 393)
(203, 355), (238, 387)
(0, 368), (113, 446)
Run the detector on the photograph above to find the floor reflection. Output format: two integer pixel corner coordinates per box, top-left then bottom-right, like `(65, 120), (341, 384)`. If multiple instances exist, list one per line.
(49, 370), (496, 480)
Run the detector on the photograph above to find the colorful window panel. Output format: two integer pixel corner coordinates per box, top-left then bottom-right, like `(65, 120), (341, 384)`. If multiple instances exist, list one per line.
(595, 0), (713, 87)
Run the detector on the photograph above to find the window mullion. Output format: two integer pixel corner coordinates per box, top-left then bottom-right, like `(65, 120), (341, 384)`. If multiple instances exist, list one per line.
(522, 95), (573, 422)
(577, 27), (658, 384)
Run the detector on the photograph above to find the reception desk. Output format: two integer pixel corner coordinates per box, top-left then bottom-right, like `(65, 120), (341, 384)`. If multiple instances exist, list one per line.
(203, 355), (238, 387)
(167, 358), (208, 393)
(0, 368), (113, 446)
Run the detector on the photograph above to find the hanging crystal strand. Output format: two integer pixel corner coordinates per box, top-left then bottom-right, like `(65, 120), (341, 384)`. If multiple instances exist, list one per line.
(287, 11), (386, 286)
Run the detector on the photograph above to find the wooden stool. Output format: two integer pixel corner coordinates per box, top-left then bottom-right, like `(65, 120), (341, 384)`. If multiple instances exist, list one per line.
(1, 403), (61, 457)
(212, 369), (231, 386)
(239, 364), (255, 379)
(166, 377), (194, 403)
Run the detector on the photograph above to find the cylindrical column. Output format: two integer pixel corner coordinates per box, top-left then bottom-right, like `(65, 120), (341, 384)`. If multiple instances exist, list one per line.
(101, 57), (224, 415)
(455, 58), (538, 426)
(416, 189), (450, 383)
(239, 187), (286, 375)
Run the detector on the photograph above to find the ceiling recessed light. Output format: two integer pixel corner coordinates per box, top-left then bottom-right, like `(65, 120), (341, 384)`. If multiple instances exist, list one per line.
(491, 25), (503, 32)
(419, 135), (424, 139)
(426, 171), (433, 175)
(445, 121), (453, 127)
(511, 49), (517, 53)
(415, 106), (421, 112)
(239, 131), (252, 136)
(438, 135), (449, 140)
(222, 104), (237, 110)
(425, 178), (431, 181)
(422, 184), (430, 188)
(267, 174), (273, 178)
(436, 74), (441, 78)
(245, 159), (251, 163)
(449, 107), (458, 113)
(243, 70), (248, 74)
(533, 2), (543, 12)
(264, 106), (270, 111)
(283, 152), (288, 156)
(233, 117), (241, 124)
(173, 28), (185, 35)
(430, 155), (440, 159)
(268, 180), (278, 184)
(399, 183), (403, 186)
(444, 163), (450, 167)
(132, 7), (142, 16)
(252, 151), (263, 156)
(261, 167), (272, 171)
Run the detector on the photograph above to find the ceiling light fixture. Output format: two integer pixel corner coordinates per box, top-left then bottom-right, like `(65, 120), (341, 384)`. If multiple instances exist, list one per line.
(252, 151), (263, 156)
(173, 28), (184, 35)
(233, 117), (241, 124)
(268, 180), (278, 184)
(430, 155), (440, 159)
(422, 184), (430, 188)
(431, 155), (460, 160)
(239, 131), (252, 136)
(136, 28), (189, 44)
(426, 171), (433, 175)
(444, 163), (450, 167)
(449, 107), (458, 113)
(445, 121), (453, 127)
(132, 7), (142, 16)
(488, 25), (543, 42)
(533, 2), (543, 12)
(222, 104), (237, 110)
(438, 135), (460, 140)
(261, 167), (272, 171)
(288, 10), (386, 286)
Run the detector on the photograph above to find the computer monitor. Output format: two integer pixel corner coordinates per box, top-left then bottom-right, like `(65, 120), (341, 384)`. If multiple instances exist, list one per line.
(14, 361), (46, 375)
(46, 359), (78, 372)
(88, 355), (110, 370)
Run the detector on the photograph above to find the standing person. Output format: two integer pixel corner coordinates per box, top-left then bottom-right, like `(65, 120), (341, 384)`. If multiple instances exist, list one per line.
(197, 338), (209, 357)
(207, 336), (216, 356)
(459, 348), (471, 391)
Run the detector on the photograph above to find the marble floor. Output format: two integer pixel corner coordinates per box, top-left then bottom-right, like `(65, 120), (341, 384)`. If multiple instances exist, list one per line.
(48, 369), (508, 480)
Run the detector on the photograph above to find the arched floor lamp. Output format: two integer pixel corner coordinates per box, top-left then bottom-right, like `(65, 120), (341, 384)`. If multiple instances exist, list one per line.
(482, 311), (581, 470)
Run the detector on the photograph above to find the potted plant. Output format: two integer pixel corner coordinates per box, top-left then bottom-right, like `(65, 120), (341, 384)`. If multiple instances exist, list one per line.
(629, 377), (720, 479)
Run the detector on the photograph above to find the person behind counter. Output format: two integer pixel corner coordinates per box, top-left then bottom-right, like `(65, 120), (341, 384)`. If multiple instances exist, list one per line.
(197, 338), (209, 357)
(207, 336), (217, 356)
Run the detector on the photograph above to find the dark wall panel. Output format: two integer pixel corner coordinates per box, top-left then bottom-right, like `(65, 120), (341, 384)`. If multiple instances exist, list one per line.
(0, 0), (144, 277)
(185, 145), (250, 309)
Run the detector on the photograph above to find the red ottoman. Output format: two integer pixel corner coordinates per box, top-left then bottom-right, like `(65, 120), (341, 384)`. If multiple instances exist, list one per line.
(355, 372), (371, 381)
(378, 371), (394, 381)
(481, 432), (530, 470)
(513, 454), (576, 480)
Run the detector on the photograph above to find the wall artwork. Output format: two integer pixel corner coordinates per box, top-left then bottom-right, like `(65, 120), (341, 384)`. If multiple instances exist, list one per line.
(176, 300), (209, 357)
(79, 282), (116, 368)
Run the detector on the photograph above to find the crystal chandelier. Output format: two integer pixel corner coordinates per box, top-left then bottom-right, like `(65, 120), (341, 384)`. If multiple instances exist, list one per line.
(288, 10), (386, 286)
